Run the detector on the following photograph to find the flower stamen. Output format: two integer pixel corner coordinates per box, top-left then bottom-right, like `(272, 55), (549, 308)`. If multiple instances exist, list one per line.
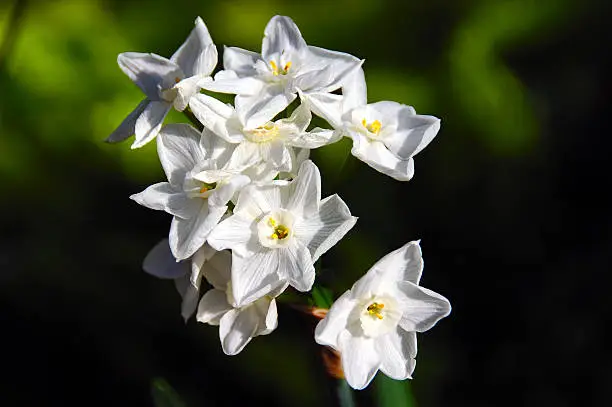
(362, 119), (382, 135)
(366, 302), (385, 320)
(268, 218), (290, 240)
(270, 60), (291, 76)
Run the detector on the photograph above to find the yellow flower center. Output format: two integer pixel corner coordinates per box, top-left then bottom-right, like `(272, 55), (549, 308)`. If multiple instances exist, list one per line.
(246, 122), (279, 143)
(268, 218), (289, 240)
(362, 119), (382, 135)
(366, 302), (385, 320)
(270, 60), (292, 76)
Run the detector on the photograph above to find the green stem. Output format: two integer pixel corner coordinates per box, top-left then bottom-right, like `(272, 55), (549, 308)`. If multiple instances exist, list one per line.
(336, 378), (357, 407)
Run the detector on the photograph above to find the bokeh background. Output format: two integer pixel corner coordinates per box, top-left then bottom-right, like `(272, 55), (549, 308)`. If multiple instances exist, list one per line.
(1, 0), (611, 406)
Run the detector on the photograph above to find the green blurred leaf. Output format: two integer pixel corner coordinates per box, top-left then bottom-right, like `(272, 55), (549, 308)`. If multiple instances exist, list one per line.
(151, 377), (187, 407)
(310, 285), (334, 308)
(375, 375), (416, 407)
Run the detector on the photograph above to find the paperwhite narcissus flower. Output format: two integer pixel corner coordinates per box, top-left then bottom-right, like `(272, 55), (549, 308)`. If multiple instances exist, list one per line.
(190, 95), (336, 174)
(131, 124), (249, 261)
(314, 241), (451, 390)
(207, 160), (357, 307)
(203, 15), (362, 129)
(107, 17), (217, 149)
(323, 68), (440, 181)
(195, 247), (286, 355)
(142, 239), (219, 321)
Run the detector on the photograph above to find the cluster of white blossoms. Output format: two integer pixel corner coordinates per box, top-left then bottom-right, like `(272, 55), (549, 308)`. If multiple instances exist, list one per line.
(109, 15), (451, 390)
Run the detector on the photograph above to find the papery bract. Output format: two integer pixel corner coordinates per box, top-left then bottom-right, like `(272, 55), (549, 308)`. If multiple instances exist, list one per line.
(314, 241), (451, 390)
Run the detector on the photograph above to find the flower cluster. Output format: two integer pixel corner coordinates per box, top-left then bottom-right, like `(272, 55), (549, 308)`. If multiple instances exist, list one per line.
(110, 15), (450, 390)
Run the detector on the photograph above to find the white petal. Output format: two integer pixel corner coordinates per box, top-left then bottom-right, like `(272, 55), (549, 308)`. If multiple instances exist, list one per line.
(349, 133), (415, 181)
(376, 329), (417, 380)
(196, 288), (232, 325)
(300, 91), (343, 128)
(314, 290), (355, 348)
(173, 76), (202, 112)
(169, 202), (227, 261)
(342, 67), (367, 113)
(189, 93), (239, 142)
(253, 297), (278, 336)
(396, 281), (451, 333)
(236, 89), (297, 129)
(293, 65), (334, 92)
(284, 160), (321, 217)
(279, 101), (311, 133)
(233, 183), (282, 220)
(288, 128), (339, 149)
(261, 16), (307, 62)
(305, 46), (362, 93)
(130, 182), (197, 219)
(280, 241), (314, 292)
(201, 70), (264, 95)
(142, 239), (189, 279)
(223, 47), (260, 76)
(117, 52), (180, 100)
(368, 241), (424, 286)
(106, 99), (149, 143)
(206, 214), (257, 257)
(171, 17), (217, 77)
(219, 308), (259, 355)
(208, 175), (251, 207)
(260, 141), (292, 172)
(157, 124), (207, 185)
(133, 100), (172, 149)
(384, 112), (440, 159)
(293, 194), (357, 262)
(231, 249), (280, 307)
(224, 142), (261, 171)
(338, 330), (381, 390)
(201, 249), (232, 290)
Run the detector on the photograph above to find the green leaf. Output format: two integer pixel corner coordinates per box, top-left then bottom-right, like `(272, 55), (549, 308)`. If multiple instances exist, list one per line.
(310, 285), (334, 308)
(375, 375), (417, 407)
(151, 377), (187, 407)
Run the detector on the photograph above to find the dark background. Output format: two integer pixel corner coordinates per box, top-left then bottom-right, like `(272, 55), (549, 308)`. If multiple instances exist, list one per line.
(1, 0), (610, 406)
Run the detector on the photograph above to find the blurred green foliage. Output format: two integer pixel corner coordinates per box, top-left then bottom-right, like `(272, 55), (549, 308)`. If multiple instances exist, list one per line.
(0, 0), (587, 406)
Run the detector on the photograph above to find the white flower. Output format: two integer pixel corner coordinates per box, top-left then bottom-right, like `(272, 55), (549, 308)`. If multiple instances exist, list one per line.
(107, 17), (218, 148)
(203, 15), (362, 129)
(142, 239), (220, 322)
(131, 124), (249, 261)
(318, 68), (441, 181)
(195, 247), (286, 355)
(190, 95), (336, 174)
(314, 241), (451, 390)
(207, 160), (357, 307)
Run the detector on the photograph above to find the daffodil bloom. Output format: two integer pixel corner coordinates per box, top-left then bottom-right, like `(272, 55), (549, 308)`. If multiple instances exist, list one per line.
(320, 68), (440, 181)
(195, 248), (286, 355)
(315, 241), (451, 390)
(107, 17), (218, 148)
(131, 124), (249, 261)
(202, 15), (362, 129)
(207, 160), (357, 307)
(190, 95), (336, 174)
